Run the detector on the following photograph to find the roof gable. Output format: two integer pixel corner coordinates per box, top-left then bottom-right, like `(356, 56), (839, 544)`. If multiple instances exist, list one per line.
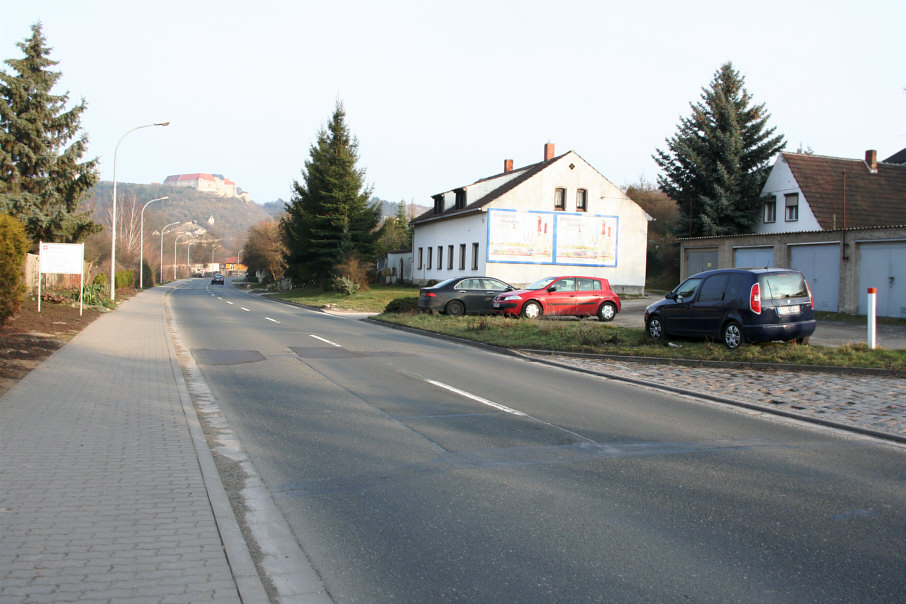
(781, 152), (906, 229)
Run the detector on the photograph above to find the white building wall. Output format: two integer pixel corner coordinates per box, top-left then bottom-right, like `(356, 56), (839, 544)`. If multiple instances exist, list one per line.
(756, 155), (822, 233)
(412, 152), (649, 292)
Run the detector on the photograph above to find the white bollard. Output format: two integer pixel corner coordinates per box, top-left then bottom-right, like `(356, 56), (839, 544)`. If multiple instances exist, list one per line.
(867, 287), (877, 349)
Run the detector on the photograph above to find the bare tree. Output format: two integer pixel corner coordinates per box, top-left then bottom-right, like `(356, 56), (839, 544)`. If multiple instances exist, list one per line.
(243, 219), (287, 283)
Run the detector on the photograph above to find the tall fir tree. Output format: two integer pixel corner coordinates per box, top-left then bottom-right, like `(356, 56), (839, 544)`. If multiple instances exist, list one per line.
(0, 23), (100, 249)
(282, 102), (381, 281)
(653, 62), (785, 237)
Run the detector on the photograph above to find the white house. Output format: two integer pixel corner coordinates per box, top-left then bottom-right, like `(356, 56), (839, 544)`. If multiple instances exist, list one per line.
(409, 143), (650, 293)
(679, 149), (906, 316)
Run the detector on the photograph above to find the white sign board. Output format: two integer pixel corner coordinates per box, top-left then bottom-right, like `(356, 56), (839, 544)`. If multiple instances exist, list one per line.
(37, 242), (84, 315)
(39, 242), (84, 274)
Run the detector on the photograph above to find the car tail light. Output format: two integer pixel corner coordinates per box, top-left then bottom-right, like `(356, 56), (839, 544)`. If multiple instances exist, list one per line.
(806, 282), (814, 309)
(749, 283), (761, 314)
(424, 292), (437, 298)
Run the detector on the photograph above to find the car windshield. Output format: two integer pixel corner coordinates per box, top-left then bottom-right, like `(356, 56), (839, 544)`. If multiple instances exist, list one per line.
(526, 277), (558, 290)
(760, 273), (809, 300)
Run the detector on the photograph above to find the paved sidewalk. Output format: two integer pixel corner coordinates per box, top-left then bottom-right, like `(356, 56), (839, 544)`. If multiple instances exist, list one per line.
(0, 286), (266, 603)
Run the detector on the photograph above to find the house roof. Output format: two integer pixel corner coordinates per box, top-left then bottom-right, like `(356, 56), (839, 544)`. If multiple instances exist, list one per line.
(883, 148), (906, 164)
(410, 153), (567, 225)
(782, 151), (906, 229)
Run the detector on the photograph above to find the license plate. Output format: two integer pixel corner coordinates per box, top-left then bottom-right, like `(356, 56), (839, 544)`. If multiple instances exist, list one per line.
(777, 305), (798, 316)
(493, 302), (501, 308)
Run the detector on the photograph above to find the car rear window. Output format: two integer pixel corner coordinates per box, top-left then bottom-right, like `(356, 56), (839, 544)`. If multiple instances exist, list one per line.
(760, 273), (809, 300)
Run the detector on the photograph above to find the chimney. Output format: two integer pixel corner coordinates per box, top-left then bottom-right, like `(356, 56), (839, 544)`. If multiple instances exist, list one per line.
(544, 142), (555, 161)
(865, 149), (878, 173)
(504, 159), (513, 173)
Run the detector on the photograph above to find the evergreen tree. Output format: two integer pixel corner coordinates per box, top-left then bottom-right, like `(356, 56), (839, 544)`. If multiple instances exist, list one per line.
(282, 102), (381, 281)
(653, 62), (785, 237)
(0, 23), (100, 249)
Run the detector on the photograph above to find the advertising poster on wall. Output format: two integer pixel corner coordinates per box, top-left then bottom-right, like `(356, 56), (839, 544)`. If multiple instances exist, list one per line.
(487, 210), (554, 263)
(487, 209), (618, 266)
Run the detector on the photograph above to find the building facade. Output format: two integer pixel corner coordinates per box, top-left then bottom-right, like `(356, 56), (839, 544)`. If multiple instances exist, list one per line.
(409, 143), (650, 293)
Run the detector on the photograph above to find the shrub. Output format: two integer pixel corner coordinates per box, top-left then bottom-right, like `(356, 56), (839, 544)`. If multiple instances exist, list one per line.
(141, 260), (153, 288)
(115, 269), (134, 289)
(93, 271), (108, 286)
(329, 275), (360, 295)
(0, 215), (29, 325)
(336, 254), (370, 291)
(384, 296), (419, 314)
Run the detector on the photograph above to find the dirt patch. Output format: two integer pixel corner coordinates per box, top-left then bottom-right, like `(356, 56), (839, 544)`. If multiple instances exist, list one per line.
(0, 292), (134, 397)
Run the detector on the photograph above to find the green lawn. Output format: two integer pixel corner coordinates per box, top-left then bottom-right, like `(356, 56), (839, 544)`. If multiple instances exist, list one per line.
(246, 282), (904, 370)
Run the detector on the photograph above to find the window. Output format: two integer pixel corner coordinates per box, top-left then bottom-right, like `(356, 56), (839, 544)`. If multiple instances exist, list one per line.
(698, 274), (730, 302)
(455, 189), (466, 210)
(576, 189), (587, 212)
(427, 247), (432, 269)
(764, 199), (776, 223)
(459, 244), (466, 270)
(447, 245), (454, 270)
(437, 246), (443, 270)
(554, 188), (566, 210)
(433, 195), (444, 214)
(577, 278), (599, 291)
(675, 277), (702, 300)
(417, 247), (423, 269)
(785, 193), (799, 222)
(471, 243), (479, 270)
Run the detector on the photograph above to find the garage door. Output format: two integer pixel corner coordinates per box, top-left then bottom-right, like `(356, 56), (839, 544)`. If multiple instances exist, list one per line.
(733, 247), (774, 268)
(859, 241), (906, 318)
(790, 243), (840, 312)
(686, 249), (717, 276)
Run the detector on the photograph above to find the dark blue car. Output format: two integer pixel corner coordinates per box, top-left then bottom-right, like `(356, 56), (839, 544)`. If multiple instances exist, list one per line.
(644, 268), (816, 349)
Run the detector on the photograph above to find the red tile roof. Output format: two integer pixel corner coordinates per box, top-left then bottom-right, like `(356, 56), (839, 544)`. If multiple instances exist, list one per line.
(783, 152), (906, 229)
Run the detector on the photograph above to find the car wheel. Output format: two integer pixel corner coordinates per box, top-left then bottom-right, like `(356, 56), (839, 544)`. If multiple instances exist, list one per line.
(647, 316), (664, 341)
(444, 300), (465, 317)
(722, 321), (744, 350)
(521, 301), (543, 319)
(597, 302), (616, 322)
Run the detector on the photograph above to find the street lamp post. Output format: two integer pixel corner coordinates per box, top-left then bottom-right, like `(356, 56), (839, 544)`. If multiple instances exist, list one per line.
(159, 222), (180, 284)
(110, 121), (169, 300)
(139, 197), (168, 289)
(186, 241), (195, 278)
(174, 232), (190, 280)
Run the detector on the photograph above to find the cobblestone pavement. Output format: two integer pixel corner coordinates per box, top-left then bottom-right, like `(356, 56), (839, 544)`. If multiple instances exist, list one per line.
(523, 353), (906, 442)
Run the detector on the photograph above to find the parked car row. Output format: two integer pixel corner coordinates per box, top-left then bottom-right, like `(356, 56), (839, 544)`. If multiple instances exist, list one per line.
(417, 267), (817, 350)
(418, 275), (621, 321)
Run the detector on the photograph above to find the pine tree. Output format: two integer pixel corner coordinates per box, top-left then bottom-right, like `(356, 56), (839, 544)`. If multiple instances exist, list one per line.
(653, 62), (785, 237)
(0, 23), (100, 249)
(282, 102), (381, 281)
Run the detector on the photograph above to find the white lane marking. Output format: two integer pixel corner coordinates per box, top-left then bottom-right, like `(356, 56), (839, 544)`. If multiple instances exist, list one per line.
(226, 301), (234, 305)
(241, 307), (251, 312)
(266, 317), (280, 323)
(309, 334), (342, 347)
(422, 378), (525, 416)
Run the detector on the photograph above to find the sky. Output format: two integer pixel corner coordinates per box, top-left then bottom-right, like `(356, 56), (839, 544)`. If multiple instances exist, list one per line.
(3, 0), (904, 207)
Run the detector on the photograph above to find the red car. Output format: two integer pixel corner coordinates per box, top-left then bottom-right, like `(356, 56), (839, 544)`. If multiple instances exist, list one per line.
(492, 276), (621, 321)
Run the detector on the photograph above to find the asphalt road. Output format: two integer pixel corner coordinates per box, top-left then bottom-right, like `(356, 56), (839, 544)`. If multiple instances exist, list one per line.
(171, 279), (906, 603)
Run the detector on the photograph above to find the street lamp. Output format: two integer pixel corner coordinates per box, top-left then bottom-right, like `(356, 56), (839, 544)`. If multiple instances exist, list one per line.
(158, 222), (180, 285)
(174, 232), (190, 280)
(139, 197), (168, 289)
(110, 121), (170, 300)
(186, 240), (196, 278)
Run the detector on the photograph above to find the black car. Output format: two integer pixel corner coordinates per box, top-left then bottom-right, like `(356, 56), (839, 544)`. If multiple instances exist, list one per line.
(211, 273), (224, 284)
(418, 276), (514, 316)
(644, 268), (816, 349)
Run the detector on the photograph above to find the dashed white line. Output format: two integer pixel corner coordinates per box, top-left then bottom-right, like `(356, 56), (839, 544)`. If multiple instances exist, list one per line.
(309, 334), (342, 347)
(266, 317), (280, 323)
(422, 378), (526, 416)
(226, 301), (234, 305)
(241, 307), (251, 312)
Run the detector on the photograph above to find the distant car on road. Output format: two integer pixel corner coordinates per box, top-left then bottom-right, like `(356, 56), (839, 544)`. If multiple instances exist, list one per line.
(211, 273), (224, 285)
(492, 276), (621, 321)
(644, 267), (816, 349)
(419, 276), (515, 316)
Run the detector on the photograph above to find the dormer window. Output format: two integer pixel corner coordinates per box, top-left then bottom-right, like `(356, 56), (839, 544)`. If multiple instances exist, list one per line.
(455, 189), (466, 210)
(433, 194), (444, 214)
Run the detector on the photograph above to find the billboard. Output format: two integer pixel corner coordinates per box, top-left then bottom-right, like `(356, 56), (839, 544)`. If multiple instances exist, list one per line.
(487, 209), (618, 267)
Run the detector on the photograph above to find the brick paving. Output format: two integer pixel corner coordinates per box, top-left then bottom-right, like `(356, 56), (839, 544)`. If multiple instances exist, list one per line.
(525, 353), (906, 441)
(0, 287), (265, 603)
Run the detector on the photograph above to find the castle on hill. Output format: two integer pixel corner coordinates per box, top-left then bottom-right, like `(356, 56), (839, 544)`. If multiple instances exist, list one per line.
(163, 173), (251, 201)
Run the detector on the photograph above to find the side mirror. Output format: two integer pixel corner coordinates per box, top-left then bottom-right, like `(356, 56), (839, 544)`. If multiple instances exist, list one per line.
(665, 291), (676, 300)
(548, 287), (557, 292)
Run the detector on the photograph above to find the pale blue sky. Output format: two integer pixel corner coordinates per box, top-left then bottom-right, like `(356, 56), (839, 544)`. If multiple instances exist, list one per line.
(3, 0), (904, 205)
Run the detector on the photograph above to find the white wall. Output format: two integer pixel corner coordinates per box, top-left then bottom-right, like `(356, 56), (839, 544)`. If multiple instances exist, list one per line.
(411, 152), (648, 291)
(757, 155), (822, 234)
